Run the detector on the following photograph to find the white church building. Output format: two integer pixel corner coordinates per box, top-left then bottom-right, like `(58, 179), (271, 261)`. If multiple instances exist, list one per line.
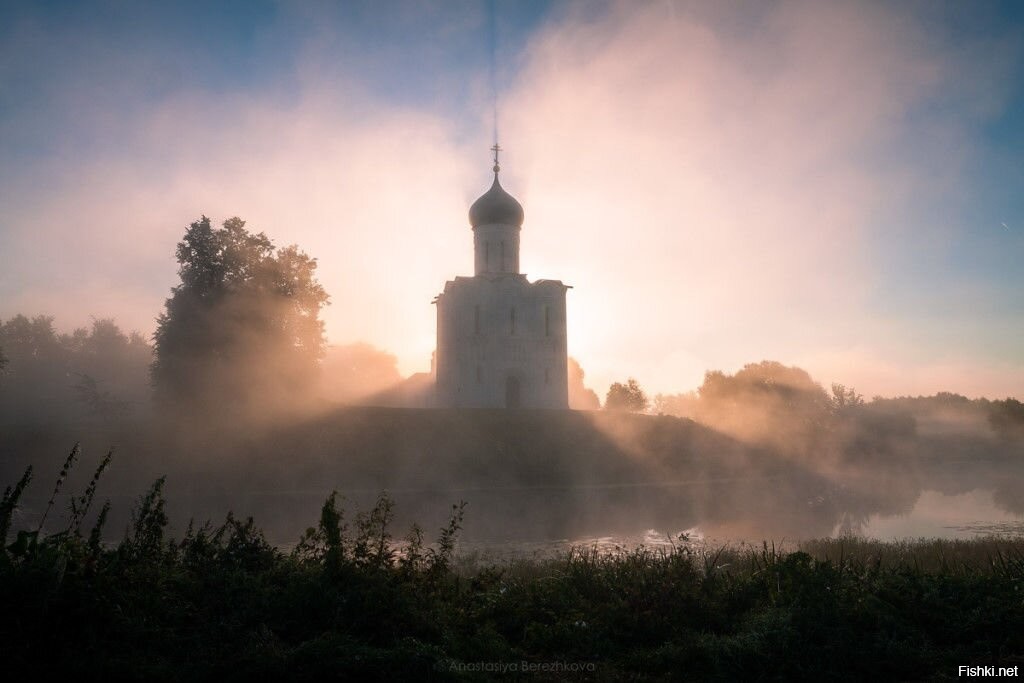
(433, 149), (570, 409)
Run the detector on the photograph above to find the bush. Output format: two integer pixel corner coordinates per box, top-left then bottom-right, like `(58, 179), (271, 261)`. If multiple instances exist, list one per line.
(2, 447), (1023, 679)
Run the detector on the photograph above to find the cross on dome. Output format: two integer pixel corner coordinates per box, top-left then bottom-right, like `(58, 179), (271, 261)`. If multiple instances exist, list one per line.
(491, 143), (502, 174)
(469, 145), (523, 228)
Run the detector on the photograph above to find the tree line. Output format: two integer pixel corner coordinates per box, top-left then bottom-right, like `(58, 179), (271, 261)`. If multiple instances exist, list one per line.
(2, 214), (1020, 439)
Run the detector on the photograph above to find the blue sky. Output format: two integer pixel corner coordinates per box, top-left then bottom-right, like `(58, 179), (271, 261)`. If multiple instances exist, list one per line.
(1, 0), (1022, 399)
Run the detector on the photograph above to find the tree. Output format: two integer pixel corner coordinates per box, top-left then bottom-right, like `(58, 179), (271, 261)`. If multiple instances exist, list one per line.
(652, 391), (699, 419)
(73, 373), (129, 419)
(694, 361), (832, 456)
(830, 383), (864, 413)
(151, 216), (328, 415)
(568, 357), (600, 410)
(0, 314), (66, 416)
(605, 378), (648, 412)
(989, 398), (1024, 441)
(0, 314), (151, 422)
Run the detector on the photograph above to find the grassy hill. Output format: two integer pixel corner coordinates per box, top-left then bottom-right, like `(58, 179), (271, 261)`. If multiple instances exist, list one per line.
(10, 404), (1019, 546)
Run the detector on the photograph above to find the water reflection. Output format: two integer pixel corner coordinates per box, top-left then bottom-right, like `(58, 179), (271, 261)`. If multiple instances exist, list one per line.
(453, 488), (1024, 558)
(856, 489), (1024, 540)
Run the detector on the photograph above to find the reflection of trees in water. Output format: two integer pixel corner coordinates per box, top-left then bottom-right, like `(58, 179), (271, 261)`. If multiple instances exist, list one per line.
(828, 481), (921, 536)
(917, 445), (1024, 516)
(679, 465), (924, 540)
(993, 479), (1024, 515)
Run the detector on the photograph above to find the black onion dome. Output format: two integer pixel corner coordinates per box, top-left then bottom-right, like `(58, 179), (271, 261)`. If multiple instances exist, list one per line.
(469, 175), (524, 227)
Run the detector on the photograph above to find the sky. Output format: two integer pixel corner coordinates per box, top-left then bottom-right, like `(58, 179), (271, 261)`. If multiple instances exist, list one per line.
(1, 0), (1022, 400)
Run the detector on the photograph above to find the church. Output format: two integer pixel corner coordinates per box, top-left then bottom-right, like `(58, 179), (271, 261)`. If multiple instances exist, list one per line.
(433, 148), (570, 409)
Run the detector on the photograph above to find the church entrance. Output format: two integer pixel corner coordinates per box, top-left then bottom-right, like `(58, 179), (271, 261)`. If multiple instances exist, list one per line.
(505, 376), (521, 409)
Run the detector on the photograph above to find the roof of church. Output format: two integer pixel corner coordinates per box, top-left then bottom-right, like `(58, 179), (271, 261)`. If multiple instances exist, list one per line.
(469, 173), (524, 228)
(433, 274), (569, 302)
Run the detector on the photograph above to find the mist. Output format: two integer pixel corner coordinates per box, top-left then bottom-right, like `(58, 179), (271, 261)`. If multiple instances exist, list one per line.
(5, 3), (1024, 677)
(2, 1), (1022, 399)
(3, 297), (1022, 548)
(0, 0), (1022, 565)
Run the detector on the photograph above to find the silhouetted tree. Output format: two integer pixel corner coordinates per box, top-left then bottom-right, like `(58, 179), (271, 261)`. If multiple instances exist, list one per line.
(0, 315), (151, 422)
(830, 383), (864, 413)
(151, 216), (328, 415)
(605, 378), (648, 412)
(0, 315), (66, 418)
(653, 391), (699, 419)
(73, 373), (129, 419)
(989, 398), (1024, 441)
(0, 315), (61, 360)
(568, 357), (600, 410)
(695, 361), (832, 456)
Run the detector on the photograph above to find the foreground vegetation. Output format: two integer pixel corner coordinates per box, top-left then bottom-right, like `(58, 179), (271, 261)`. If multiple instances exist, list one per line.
(2, 448), (1023, 681)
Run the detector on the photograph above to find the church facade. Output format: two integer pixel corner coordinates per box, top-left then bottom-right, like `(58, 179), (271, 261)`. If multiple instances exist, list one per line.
(433, 152), (570, 409)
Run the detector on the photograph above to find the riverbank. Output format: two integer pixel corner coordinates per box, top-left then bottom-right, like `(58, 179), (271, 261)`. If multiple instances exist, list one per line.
(3, 468), (1022, 680)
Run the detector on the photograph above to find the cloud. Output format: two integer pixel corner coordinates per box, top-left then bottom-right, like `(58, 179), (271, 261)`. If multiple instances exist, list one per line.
(0, 0), (1019, 398)
(2, 79), (483, 375)
(498, 0), (1019, 396)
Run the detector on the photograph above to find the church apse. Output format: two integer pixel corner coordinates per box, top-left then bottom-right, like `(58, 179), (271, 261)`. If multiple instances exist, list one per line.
(433, 147), (570, 409)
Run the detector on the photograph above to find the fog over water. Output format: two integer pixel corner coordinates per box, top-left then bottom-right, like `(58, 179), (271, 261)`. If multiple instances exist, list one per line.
(3, 360), (1022, 552)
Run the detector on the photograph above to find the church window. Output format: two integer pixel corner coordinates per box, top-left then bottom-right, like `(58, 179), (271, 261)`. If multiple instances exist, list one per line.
(474, 305), (480, 334)
(544, 305), (550, 337)
(510, 307), (516, 335)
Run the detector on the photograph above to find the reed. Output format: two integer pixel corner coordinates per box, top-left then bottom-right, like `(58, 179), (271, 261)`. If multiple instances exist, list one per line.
(2, 447), (1023, 680)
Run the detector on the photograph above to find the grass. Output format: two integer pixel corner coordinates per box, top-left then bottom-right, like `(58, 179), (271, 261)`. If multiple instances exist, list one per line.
(1, 446), (1023, 680)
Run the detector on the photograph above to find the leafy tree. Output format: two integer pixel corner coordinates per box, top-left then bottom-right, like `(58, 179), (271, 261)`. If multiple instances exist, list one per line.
(653, 391), (699, 419)
(151, 216), (328, 415)
(568, 357), (600, 410)
(605, 378), (649, 412)
(695, 361), (832, 456)
(0, 314), (61, 359)
(0, 315), (67, 420)
(989, 398), (1024, 441)
(72, 373), (129, 419)
(0, 315), (151, 422)
(830, 383), (864, 413)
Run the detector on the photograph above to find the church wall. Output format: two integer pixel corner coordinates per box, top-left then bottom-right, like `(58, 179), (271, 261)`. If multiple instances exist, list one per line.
(435, 277), (568, 409)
